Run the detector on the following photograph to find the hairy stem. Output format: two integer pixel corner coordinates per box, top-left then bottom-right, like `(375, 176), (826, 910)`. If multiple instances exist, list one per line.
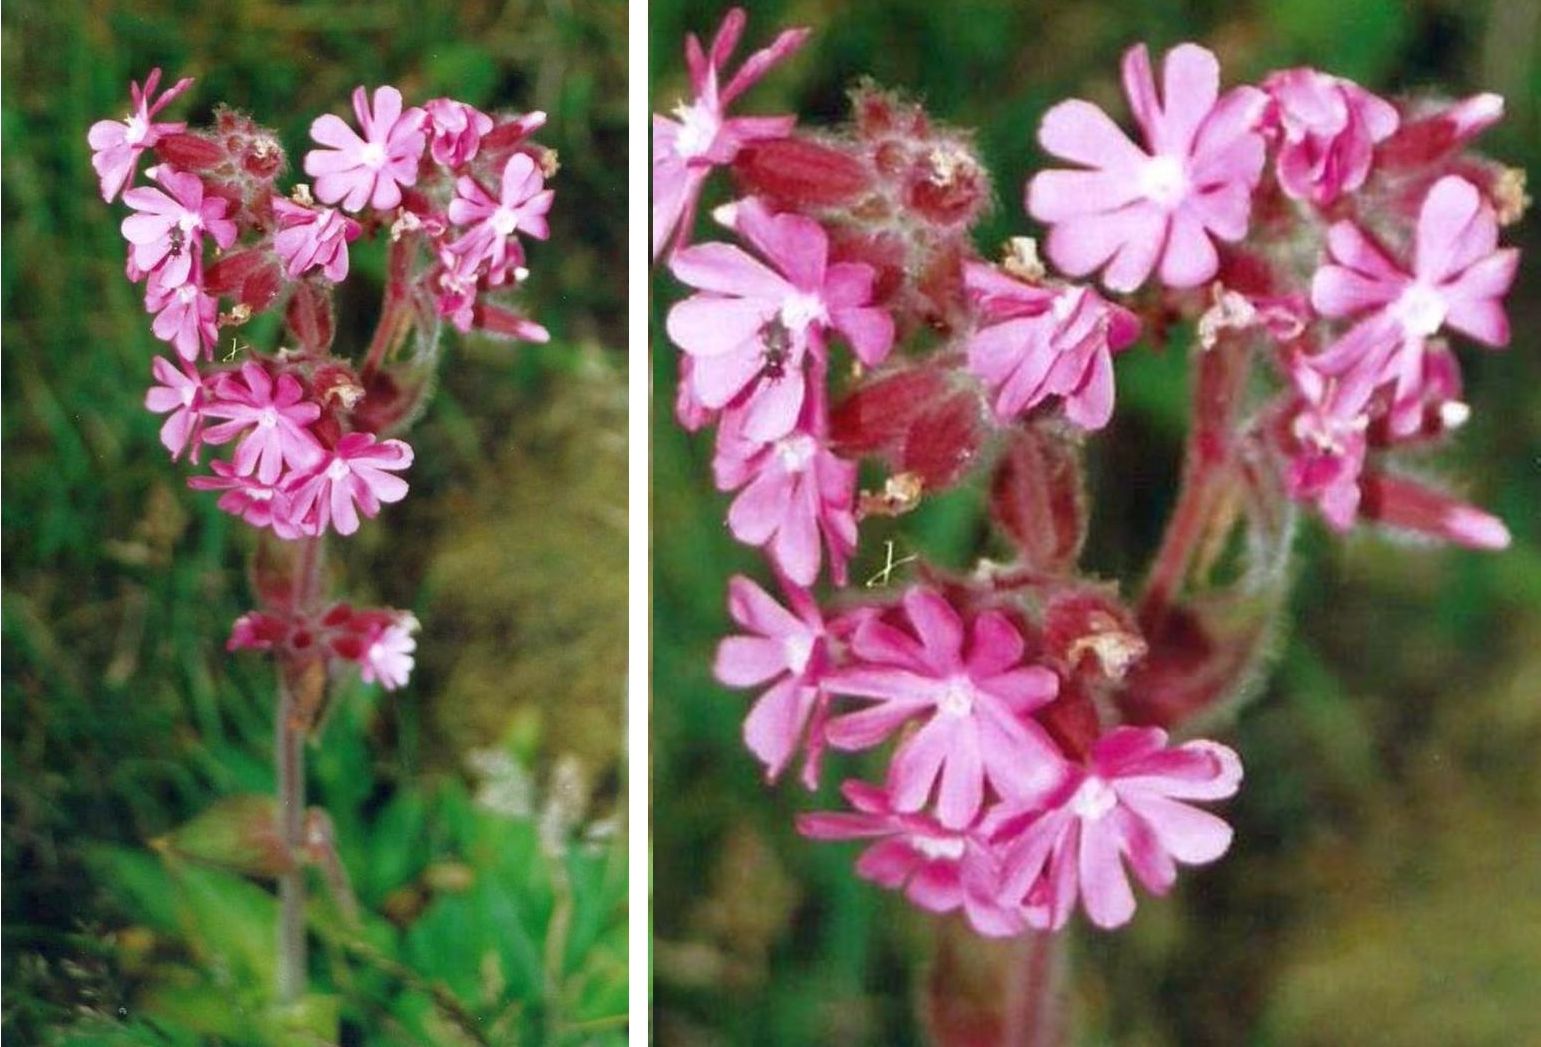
(360, 235), (415, 382)
(275, 533), (325, 1004)
(1139, 337), (1252, 632)
(924, 920), (1067, 1047)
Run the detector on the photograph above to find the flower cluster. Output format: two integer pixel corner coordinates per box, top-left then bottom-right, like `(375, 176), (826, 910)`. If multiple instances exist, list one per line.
(654, 13), (1522, 936)
(94, 73), (557, 694)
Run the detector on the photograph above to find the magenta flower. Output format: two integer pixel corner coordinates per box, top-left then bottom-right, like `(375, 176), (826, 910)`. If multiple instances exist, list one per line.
(188, 460), (302, 538)
(284, 432), (413, 537)
(714, 574), (830, 785)
(998, 726), (1241, 931)
(652, 8), (809, 258)
(272, 196), (362, 283)
(963, 261), (1141, 430)
(145, 273), (219, 362)
(1027, 43), (1267, 291)
(422, 98), (494, 167)
(715, 421), (858, 587)
(304, 86), (427, 212)
(824, 588), (1065, 830)
(87, 68), (193, 202)
(1262, 68), (1398, 206)
(201, 362), (323, 484)
(667, 202), (893, 441)
(1309, 175), (1518, 433)
(121, 167), (237, 288)
(1282, 360), (1368, 531)
(144, 356), (208, 461)
(445, 153), (554, 281)
(798, 781), (1028, 937)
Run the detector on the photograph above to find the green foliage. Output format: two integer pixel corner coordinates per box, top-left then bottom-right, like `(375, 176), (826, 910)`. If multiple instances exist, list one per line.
(2, 0), (627, 1041)
(651, 0), (1541, 1043)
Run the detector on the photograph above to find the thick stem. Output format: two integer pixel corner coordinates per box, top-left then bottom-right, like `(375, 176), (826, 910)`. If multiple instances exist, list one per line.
(1139, 338), (1251, 633)
(923, 919), (1067, 1047)
(275, 672), (307, 1004)
(360, 236), (415, 383)
(275, 534), (325, 1004)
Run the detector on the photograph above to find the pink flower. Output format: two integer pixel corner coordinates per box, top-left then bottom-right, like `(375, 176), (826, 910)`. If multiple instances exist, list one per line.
(962, 261), (1141, 430)
(361, 619), (417, 689)
(714, 420), (858, 587)
(87, 68), (193, 202)
(305, 86), (427, 212)
(1263, 68), (1399, 206)
(998, 726), (1241, 931)
(272, 196), (362, 282)
(798, 781), (1028, 937)
(201, 362), (323, 484)
(1027, 43), (1267, 291)
(284, 432), (413, 537)
(714, 574), (830, 785)
(1309, 175), (1518, 433)
(189, 460), (303, 538)
(1281, 360), (1368, 531)
(227, 609), (289, 652)
(652, 8), (808, 258)
(666, 202), (893, 441)
(422, 98), (494, 167)
(144, 270), (219, 361)
(319, 605), (419, 689)
(824, 588), (1065, 830)
(144, 356), (208, 460)
(121, 167), (237, 288)
(445, 153), (554, 281)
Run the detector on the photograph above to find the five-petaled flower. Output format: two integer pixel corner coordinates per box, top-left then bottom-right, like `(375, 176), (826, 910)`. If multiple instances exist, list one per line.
(88, 68), (194, 202)
(1028, 42), (1267, 291)
(305, 86), (428, 212)
(652, 7), (809, 258)
(1262, 67), (1399, 206)
(445, 153), (554, 283)
(285, 432), (414, 538)
(272, 196), (362, 283)
(121, 166), (237, 289)
(201, 361), (324, 484)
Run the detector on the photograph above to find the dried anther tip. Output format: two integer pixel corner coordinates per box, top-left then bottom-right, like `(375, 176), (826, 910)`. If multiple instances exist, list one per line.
(290, 183), (314, 206)
(1493, 166), (1529, 226)
(858, 471), (925, 517)
(539, 148), (561, 178)
(1001, 237), (1046, 282)
(389, 210), (422, 242)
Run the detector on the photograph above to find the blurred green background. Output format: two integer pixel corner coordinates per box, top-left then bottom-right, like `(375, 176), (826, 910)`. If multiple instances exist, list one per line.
(651, 0), (1541, 1043)
(3, 0), (628, 1043)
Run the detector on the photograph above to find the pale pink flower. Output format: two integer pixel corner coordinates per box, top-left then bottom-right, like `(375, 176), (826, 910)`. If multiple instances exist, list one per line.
(962, 261), (1141, 429)
(1309, 175), (1518, 433)
(144, 356), (208, 460)
(121, 166), (237, 288)
(305, 86), (427, 212)
(714, 574), (829, 785)
(271, 196), (362, 282)
(999, 726), (1241, 931)
(144, 272), (219, 362)
(445, 153), (553, 281)
(284, 432), (413, 537)
(189, 460), (303, 538)
(798, 781), (1028, 937)
(714, 419), (858, 587)
(652, 8), (808, 258)
(422, 98), (494, 167)
(824, 588), (1065, 830)
(1027, 43), (1267, 291)
(201, 362), (323, 484)
(361, 619), (418, 690)
(667, 202), (893, 441)
(1263, 68), (1398, 206)
(88, 68), (193, 202)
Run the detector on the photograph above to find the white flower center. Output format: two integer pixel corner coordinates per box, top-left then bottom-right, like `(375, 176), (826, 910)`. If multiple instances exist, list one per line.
(359, 141), (387, 170)
(176, 284), (198, 304)
(256, 407), (278, 429)
(909, 834), (967, 861)
(491, 207), (520, 237)
(1139, 154), (1189, 209)
(937, 678), (975, 718)
(1069, 776), (1118, 821)
(775, 434), (817, 473)
(1392, 282), (1447, 337)
(780, 291), (828, 333)
(783, 633), (814, 675)
(124, 114), (150, 146)
(672, 99), (721, 160)
(177, 210), (202, 234)
(326, 458), (351, 481)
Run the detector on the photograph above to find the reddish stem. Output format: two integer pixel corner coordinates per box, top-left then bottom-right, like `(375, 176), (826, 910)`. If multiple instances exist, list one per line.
(360, 235), (415, 382)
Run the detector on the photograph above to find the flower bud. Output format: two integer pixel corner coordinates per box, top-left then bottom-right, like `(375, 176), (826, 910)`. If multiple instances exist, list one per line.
(989, 423), (1088, 576)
